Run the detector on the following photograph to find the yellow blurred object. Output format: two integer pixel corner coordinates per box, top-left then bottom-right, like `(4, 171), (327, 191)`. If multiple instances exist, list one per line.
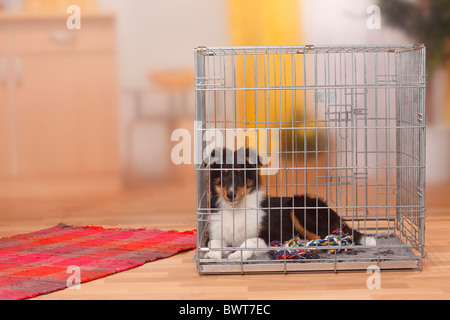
(226, 0), (307, 150)
(23, 0), (98, 12)
(227, 0), (303, 47)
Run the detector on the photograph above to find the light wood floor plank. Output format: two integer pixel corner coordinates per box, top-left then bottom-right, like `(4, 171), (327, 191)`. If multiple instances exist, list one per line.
(1, 180), (449, 300)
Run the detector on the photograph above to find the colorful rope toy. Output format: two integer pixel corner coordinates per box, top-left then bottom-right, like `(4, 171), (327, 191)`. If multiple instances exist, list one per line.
(268, 236), (319, 260)
(268, 229), (353, 260)
(305, 229), (353, 254)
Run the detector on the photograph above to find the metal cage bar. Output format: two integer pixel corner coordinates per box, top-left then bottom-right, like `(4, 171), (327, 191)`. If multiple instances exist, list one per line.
(194, 45), (426, 274)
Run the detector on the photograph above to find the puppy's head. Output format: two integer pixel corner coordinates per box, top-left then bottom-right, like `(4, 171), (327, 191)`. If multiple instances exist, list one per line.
(205, 147), (262, 204)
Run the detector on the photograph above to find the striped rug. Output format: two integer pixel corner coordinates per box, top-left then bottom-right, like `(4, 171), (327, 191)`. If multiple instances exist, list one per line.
(0, 224), (196, 300)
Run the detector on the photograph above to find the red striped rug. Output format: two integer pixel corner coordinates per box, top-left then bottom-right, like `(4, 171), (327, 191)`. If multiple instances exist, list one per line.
(0, 224), (196, 300)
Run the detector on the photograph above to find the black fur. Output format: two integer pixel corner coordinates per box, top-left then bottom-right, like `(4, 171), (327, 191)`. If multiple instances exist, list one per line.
(258, 195), (363, 244)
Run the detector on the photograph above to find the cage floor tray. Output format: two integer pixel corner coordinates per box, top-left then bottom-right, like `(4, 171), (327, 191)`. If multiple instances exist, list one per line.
(196, 233), (422, 274)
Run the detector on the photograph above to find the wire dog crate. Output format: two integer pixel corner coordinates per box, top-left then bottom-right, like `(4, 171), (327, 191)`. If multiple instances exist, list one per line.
(194, 45), (426, 274)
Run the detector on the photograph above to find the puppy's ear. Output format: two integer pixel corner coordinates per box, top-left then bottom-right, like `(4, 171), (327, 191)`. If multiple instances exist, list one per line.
(245, 147), (263, 167)
(202, 148), (223, 167)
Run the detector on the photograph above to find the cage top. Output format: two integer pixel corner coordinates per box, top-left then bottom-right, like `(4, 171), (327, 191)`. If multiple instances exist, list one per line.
(195, 44), (424, 56)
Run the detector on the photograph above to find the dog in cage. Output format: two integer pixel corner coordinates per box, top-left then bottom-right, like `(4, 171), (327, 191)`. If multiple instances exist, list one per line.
(203, 147), (376, 260)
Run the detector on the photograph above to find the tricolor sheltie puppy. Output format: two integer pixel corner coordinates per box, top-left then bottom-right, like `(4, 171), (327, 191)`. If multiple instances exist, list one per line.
(203, 148), (376, 260)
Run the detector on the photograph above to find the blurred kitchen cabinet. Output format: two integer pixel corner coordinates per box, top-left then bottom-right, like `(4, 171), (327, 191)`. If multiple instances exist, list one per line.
(0, 21), (11, 177)
(0, 13), (121, 195)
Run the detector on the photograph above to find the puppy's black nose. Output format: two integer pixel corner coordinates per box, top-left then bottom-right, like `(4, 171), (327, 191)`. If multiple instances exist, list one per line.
(227, 191), (237, 201)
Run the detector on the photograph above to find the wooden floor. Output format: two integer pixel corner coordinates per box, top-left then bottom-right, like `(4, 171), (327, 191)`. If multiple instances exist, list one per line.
(1, 176), (450, 300)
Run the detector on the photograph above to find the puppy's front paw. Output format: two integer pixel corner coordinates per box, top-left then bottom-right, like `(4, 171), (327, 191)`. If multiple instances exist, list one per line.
(227, 251), (241, 260)
(204, 250), (222, 260)
(228, 250), (253, 261)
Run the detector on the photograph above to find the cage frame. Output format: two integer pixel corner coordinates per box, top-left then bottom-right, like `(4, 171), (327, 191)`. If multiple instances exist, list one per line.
(194, 44), (426, 274)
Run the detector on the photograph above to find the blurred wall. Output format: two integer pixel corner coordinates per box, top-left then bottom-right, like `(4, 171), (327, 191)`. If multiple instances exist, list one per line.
(104, 0), (446, 185)
(97, 0), (229, 182)
(303, 0), (449, 184)
(303, 0), (410, 45)
(1, 0), (447, 194)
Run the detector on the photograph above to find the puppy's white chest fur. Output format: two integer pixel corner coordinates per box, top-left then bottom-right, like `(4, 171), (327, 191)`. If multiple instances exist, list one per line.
(209, 190), (265, 247)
